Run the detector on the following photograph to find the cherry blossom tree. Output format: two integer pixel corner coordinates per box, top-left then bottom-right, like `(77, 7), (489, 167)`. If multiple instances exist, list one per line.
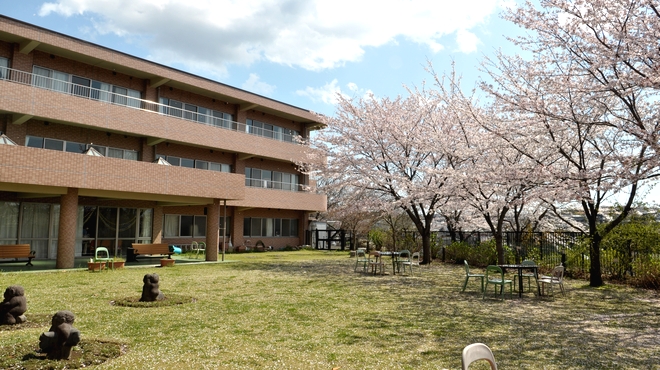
(481, 0), (660, 286)
(307, 90), (457, 264)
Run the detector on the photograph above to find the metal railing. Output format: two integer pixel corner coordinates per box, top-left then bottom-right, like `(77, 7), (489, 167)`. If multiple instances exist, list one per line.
(0, 66), (302, 144)
(245, 178), (302, 192)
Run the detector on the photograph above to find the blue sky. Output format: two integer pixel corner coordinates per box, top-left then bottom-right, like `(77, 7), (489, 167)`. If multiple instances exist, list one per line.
(1, 0), (519, 117)
(2, 0), (658, 205)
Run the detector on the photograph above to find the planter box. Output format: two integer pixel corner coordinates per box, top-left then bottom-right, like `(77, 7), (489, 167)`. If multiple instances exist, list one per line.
(160, 259), (175, 267)
(88, 262), (105, 272)
(110, 261), (125, 269)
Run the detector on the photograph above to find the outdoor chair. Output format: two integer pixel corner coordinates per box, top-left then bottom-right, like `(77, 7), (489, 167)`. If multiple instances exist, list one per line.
(354, 248), (369, 272)
(411, 251), (421, 269)
(462, 260), (484, 292)
(515, 260), (538, 292)
(483, 265), (513, 299)
(368, 251), (385, 275)
(538, 265), (565, 298)
(94, 247), (114, 271)
(462, 343), (498, 370)
(396, 249), (413, 275)
(191, 241), (206, 258)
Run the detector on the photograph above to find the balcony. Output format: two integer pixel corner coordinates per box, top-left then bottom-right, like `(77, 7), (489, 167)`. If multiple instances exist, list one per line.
(0, 145), (245, 204)
(0, 67), (309, 162)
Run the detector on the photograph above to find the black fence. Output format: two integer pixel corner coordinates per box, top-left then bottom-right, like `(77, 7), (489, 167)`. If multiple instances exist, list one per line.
(434, 231), (659, 280)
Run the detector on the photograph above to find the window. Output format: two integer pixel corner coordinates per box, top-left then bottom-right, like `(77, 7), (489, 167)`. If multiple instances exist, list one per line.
(0, 57), (9, 80)
(243, 218), (298, 237)
(163, 215), (206, 238)
(157, 155), (231, 173)
(160, 98), (234, 128)
(245, 167), (299, 191)
(33, 66), (140, 108)
(32, 66), (69, 93)
(25, 135), (138, 161)
(247, 119), (299, 143)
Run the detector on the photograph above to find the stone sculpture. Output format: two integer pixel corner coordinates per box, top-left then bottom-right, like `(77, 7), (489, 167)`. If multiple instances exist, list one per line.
(38, 310), (81, 360)
(0, 285), (27, 325)
(140, 273), (165, 302)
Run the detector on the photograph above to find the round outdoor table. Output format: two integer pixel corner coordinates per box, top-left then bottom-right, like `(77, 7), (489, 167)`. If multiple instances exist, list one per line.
(498, 264), (540, 297)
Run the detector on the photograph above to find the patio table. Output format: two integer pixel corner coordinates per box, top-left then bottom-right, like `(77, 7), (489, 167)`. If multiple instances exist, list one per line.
(498, 264), (540, 298)
(378, 251), (401, 275)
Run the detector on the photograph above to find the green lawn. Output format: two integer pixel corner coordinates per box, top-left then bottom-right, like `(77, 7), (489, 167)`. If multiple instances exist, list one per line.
(1, 250), (659, 369)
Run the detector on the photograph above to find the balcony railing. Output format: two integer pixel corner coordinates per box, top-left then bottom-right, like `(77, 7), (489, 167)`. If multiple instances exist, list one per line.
(0, 66), (301, 143)
(245, 178), (302, 192)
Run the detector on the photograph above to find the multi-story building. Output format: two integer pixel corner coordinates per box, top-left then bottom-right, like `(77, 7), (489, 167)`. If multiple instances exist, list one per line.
(0, 15), (326, 268)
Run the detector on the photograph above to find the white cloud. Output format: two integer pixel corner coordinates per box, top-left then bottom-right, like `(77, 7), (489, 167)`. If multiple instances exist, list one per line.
(241, 73), (276, 96)
(296, 79), (344, 105)
(37, 0), (502, 74)
(455, 29), (481, 54)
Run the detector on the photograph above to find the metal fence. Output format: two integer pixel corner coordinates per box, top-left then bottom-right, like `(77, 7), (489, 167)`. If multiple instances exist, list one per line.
(433, 231), (659, 281)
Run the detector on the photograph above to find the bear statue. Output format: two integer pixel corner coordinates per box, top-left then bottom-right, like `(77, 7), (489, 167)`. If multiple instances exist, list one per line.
(38, 310), (81, 360)
(140, 273), (165, 302)
(0, 285), (27, 325)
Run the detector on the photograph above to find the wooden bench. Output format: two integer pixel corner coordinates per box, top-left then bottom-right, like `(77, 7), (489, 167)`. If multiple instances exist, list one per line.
(0, 244), (36, 266)
(129, 243), (173, 262)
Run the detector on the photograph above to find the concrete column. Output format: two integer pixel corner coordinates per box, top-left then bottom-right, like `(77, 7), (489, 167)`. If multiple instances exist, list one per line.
(152, 205), (163, 243)
(205, 199), (220, 261)
(56, 188), (78, 269)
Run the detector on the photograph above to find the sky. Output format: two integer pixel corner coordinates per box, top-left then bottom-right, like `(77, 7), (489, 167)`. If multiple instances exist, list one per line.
(1, 0), (658, 205)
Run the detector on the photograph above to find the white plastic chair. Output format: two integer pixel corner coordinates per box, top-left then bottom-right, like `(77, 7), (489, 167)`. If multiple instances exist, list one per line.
(191, 241), (206, 258)
(538, 265), (565, 298)
(462, 343), (497, 370)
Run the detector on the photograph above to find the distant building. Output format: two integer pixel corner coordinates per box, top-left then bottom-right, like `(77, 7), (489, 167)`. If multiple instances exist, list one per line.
(0, 16), (326, 267)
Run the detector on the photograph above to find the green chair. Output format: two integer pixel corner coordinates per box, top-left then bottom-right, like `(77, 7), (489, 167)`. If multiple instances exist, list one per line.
(354, 248), (368, 272)
(483, 265), (513, 299)
(94, 247), (114, 271)
(462, 260), (484, 292)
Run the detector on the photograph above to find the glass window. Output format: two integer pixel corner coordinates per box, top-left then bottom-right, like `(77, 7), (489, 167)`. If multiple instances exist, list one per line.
(44, 138), (64, 151)
(282, 219), (290, 237)
(66, 141), (86, 154)
(52, 70), (69, 93)
(0, 57), (8, 80)
(209, 162), (222, 172)
(195, 160), (208, 170)
(0, 201), (19, 244)
(243, 218), (251, 237)
(71, 76), (90, 97)
(139, 209), (153, 238)
(169, 100), (183, 117)
(167, 156), (181, 166)
(127, 89), (141, 108)
(197, 107), (209, 124)
(164, 215), (179, 238)
(26, 136), (43, 148)
(108, 148), (123, 158)
(32, 66), (51, 89)
(193, 215), (206, 237)
(180, 215), (193, 237)
(118, 208), (137, 238)
(180, 158), (194, 168)
(124, 150), (139, 161)
(251, 218), (262, 237)
(91, 80), (111, 102)
(184, 103), (197, 121)
(98, 207), (118, 238)
(112, 86), (128, 106)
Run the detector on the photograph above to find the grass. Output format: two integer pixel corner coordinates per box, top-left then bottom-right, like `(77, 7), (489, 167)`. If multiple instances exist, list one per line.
(1, 250), (659, 369)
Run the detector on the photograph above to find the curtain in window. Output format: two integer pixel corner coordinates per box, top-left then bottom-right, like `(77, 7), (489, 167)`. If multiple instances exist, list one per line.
(163, 215), (179, 237)
(139, 209), (152, 239)
(52, 70), (69, 93)
(0, 202), (18, 243)
(0, 57), (8, 80)
(91, 80), (111, 102)
(21, 203), (50, 239)
(127, 89), (141, 109)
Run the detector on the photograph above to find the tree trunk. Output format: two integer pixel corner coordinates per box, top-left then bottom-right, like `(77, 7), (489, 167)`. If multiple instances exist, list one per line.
(589, 233), (604, 287)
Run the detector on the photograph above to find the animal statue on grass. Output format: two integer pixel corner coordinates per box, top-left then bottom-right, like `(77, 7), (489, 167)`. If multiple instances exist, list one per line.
(140, 273), (165, 302)
(38, 310), (81, 360)
(0, 285), (27, 325)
